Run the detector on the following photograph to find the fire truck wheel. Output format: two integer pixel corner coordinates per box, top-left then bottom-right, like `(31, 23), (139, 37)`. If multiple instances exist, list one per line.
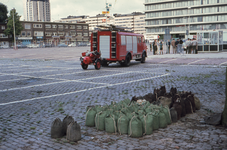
(141, 53), (146, 63)
(95, 59), (101, 70)
(81, 63), (88, 70)
(125, 55), (131, 67)
(101, 61), (109, 67)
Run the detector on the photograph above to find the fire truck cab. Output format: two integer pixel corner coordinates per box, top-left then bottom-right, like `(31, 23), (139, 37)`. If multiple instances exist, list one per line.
(91, 26), (147, 67)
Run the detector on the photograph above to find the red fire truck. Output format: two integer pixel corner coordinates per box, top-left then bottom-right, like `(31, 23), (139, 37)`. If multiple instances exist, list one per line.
(90, 25), (147, 67)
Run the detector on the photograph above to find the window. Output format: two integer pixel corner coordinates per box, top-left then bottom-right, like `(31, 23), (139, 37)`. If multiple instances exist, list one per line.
(33, 24), (42, 28)
(34, 31), (44, 36)
(24, 24), (31, 29)
(83, 26), (88, 29)
(121, 35), (126, 45)
(27, 31), (31, 37)
(58, 32), (64, 36)
(58, 25), (63, 28)
(0, 33), (8, 38)
(45, 24), (51, 28)
(65, 25), (68, 29)
(1, 26), (5, 30)
(77, 32), (82, 36)
(70, 25), (75, 29)
(52, 24), (57, 28)
(70, 30), (76, 36)
(53, 32), (57, 36)
(45, 32), (52, 36)
(83, 33), (88, 36)
(77, 26), (82, 29)
(21, 31), (26, 37)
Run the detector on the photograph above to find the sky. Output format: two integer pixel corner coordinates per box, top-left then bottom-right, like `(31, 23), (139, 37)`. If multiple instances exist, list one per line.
(1, 0), (145, 21)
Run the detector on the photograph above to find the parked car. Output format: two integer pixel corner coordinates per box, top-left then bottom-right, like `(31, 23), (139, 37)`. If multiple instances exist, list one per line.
(77, 43), (88, 47)
(44, 43), (53, 47)
(58, 43), (68, 47)
(27, 44), (39, 48)
(68, 43), (77, 47)
(0, 45), (9, 49)
(12, 44), (27, 48)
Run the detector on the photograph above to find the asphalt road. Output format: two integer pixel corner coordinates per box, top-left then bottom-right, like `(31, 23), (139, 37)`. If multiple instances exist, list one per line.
(0, 47), (227, 150)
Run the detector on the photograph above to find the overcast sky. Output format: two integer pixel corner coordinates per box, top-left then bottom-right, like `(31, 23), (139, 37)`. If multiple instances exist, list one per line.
(1, 0), (145, 21)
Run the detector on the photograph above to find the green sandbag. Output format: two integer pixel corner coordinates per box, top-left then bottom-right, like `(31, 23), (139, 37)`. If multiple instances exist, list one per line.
(159, 109), (167, 128)
(128, 116), (143, 138)
(162, 106), (171, 125)
(95, 111), (107, 131)
(152, 111), (160, 130)
(105, 114), (117, 133)
(117, 114), (129, 135)
(85, 107), (96, 127)
(143, 112), (154, 135)
(95, 105), (103, 113)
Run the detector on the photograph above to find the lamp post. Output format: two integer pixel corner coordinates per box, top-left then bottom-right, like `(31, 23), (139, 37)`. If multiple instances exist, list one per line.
(187, 7), (191, 39)
(12, 8), (16, 50)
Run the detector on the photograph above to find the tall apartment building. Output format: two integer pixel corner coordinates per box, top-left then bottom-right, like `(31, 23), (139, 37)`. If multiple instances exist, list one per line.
(145, 0), (227, 40)
(24, 0), (51, 22)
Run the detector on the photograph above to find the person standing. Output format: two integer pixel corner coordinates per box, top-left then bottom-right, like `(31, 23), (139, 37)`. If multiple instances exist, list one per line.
(185, 38), (191, 54)
(160, 41), (163, 55)
(166, 40), (170, 54)
(157, 39), (160, 55)
(178, 38), (183, 54)
(153, 40), (155, 55)
(171, 39), (176, 54)
(175, 39), (179, 53)
(192, 39), (198, 54)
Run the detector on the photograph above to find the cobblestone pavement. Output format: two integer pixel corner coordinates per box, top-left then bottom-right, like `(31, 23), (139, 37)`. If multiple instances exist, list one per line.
(0, 49), (227, 149)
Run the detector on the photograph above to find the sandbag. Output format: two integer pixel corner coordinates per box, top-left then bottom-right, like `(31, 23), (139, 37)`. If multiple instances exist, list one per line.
(143, 113), (154, 135)
(158, 96), (172, 108)
(159, 109), (167, 128)
(85, 107), (96, 127)
(152, 111), (160, 130)
(66, 121), (81, 142)
(194, 96), (201, 110)
(62, 115), (74, 135)
(128, 116), (143, 138)
(170, 107), (178, 123)
(118, 114), (129, 135)
(105, 114), (117, 133)
(204, 113), (222, 125)
(95, 111), (107, 131)
(162, 106), (172, 125)
(51, 118), (63, 138)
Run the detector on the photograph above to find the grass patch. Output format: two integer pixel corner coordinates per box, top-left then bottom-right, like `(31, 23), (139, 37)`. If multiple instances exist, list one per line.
(30, 127), (36, 130)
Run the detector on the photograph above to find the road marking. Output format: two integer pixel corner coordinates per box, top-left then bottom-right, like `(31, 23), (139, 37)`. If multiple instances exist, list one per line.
(0, 73), (169, 106)
(0, 78), (29, 83)
(187, 59), (205, 65)
(219, 61), (227, 66)
(159, 59), (177, 64)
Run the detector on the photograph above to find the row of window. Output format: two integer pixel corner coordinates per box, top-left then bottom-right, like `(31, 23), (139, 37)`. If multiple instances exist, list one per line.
(145, 0), (227, 8)
(146, 15), (227, 25)
(24, 24), (88, 30)
(146, 24), (227, 33)
(146, 6), (227, 18)
(0, 33), (8, 38)
(1, 26), (5, 30)
(20, 31), (88, 37)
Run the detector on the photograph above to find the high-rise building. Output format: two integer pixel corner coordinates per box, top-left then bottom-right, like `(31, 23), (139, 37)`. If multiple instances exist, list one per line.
(144, 0), (227, 40)
(24, 0), (51, 22)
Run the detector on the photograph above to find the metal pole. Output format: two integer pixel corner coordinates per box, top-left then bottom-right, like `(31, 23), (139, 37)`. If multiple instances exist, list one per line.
(188, 7), (191, 39)
(13, 8), (16, 50)
(106, 0), (107, 26)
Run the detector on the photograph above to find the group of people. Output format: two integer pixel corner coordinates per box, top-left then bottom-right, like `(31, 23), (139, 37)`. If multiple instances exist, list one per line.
(152, 39), (164, 55)
(150, 38), (198, 55)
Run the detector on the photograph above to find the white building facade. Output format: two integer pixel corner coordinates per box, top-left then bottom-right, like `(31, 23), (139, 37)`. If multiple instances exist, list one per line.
(24, 0), (51, 22)
(144, 0), (227, 40)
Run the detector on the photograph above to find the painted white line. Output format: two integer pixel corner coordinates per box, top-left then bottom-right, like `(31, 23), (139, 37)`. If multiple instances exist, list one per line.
(0, 73), (170, 106)
(219, 61), (227, 66)
(159, 59), (177, 64)
(187, 59), (205, 65)
(0, 78), (30, 83)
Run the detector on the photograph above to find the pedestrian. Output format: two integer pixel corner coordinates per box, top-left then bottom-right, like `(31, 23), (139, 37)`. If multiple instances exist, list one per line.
(157, 39), (160, 55)
(175, 39), (179, 53)
(154, 40), (158, 55)
(171, 39), (176, 54)
(150, 42), (152, 52)
(178, 38), (183, 54)
(166, 40), (170, 54)
(160, 41), (163, 55)
(192, 38), (198, 54)
(185, 38), (191, 54)
(153, 40), (155, 55)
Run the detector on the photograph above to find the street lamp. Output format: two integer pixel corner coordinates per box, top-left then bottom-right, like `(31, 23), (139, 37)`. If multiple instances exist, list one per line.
(187, 7), (191, 39)
(12, 8), (16, 50)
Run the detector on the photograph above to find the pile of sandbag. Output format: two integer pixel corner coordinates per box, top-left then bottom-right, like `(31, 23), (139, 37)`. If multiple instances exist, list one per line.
(132, 86), (201, 122)
(85, 100), (171, 138)
(51, 115), (81, 142)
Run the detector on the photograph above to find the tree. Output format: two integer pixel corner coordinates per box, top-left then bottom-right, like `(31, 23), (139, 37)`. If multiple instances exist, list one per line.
(0, 3), (8, 23)
(4, 9), (23, 42)
(222, 67), (227, 127)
